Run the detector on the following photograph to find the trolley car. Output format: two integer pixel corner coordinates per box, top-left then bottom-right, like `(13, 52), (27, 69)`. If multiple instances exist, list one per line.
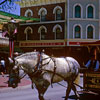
(80, 40), (100, 93)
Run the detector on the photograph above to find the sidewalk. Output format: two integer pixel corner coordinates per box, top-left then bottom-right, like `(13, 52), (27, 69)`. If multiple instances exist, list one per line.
(0, 74), (31, 90)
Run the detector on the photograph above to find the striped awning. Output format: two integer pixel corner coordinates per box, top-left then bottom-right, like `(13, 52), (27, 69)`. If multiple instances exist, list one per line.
(0, 10), (40, 24)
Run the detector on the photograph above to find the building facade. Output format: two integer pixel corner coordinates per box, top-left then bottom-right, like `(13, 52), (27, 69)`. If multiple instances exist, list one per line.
(15, 0), (100, 65)
(16, 0), (67, 57)
(67, 0), (100, 46)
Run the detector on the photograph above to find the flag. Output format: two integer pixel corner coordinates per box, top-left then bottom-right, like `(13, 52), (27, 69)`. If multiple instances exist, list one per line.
(14, 28), (17, 34)
(2, 31), (8, 37)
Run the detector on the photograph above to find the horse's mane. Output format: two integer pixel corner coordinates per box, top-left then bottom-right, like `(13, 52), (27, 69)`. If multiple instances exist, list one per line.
(15, 52), (49, 60)
(15, 52), (38, 60)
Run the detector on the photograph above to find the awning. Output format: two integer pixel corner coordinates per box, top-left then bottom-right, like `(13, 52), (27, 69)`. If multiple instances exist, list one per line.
(80, 40), (100, 46)
(0, 10), (40, 24)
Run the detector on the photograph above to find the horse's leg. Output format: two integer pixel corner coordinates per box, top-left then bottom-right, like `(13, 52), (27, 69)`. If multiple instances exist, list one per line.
(65, 82), (72, 100)
(35, 81), (50, 100)
(71, 84), (80, 99)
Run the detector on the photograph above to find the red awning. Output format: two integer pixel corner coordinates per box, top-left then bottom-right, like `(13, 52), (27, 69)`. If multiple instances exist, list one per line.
(80, 40), (100, 46)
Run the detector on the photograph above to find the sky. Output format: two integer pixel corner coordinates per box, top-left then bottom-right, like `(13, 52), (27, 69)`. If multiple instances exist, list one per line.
(0, 0), (20, 15)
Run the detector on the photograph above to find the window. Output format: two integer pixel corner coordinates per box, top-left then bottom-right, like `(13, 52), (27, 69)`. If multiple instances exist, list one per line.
(75, 5), (81, 18)
(38, 25), (47, 40)
(24, 26), (33, 40)
(38, 8), (47, 22)
(75, 26), (81, 38)
(27, 12), (32, 17)
(24, 9), (33, 17)
(41, 28), (46, 40)
(87, 26), (93, 38)
(56, 9), (62, 20)
(26, 29), (32, 40)
(53, 24), (63, 39)
(87, 6), (93, 18)
(53, 6), (62, 20)
(56, 28), (61, 39)
(41, 10), (46, 21)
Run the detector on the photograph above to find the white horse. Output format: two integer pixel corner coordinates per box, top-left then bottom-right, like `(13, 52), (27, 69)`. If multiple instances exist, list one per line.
(8, 51), (80, 100)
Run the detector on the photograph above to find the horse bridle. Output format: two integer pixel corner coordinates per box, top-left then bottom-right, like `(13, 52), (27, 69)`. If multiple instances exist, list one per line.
(13, 62), (27, 80)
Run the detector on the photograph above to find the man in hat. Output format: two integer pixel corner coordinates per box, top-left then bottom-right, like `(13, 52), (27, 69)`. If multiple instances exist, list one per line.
(85, 47), (99, 71)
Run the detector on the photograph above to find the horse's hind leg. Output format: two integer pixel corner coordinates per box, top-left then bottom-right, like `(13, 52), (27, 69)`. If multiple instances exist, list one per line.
(72, 84), (80, 99)
(65, 82), (72, 100)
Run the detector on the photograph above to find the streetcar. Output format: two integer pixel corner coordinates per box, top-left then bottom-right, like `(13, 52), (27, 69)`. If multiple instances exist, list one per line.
(80, 40), (100, 94)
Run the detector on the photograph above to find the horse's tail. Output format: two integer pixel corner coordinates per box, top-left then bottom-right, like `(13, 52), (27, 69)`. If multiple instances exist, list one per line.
(74, 73), (80, 85)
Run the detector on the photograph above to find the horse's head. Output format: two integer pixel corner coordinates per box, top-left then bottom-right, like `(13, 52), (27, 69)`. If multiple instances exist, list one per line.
(8, 57), (26, 88)
(8, 51), (40, 88)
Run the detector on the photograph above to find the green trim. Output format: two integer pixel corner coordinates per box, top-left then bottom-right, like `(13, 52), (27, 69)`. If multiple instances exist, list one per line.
(0, 10), (40, 23)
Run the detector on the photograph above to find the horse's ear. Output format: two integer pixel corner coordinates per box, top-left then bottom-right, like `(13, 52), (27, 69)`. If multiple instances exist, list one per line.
(34, 49), (36, 52)
(8, 57), (14, 64)
(42, 49), (45, 53)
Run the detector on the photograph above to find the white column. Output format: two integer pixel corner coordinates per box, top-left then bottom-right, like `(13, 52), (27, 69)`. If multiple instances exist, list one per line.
(67, 0), (69, 46)
(99, 0), (100, 39)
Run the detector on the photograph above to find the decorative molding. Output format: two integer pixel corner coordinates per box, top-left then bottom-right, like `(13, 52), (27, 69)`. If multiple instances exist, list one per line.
(38, 7), (47, 15)
(15, 0), (65, 8)
(86, 24), (95, 39)
(73, 3), (83, 18)
(38, 25), (47, 33)
(86, 4), (95, 19)
(24, 26), (33, 34)
(73, 24), (82, 39)
(53, 24), (62, 32)
(24, 9), (33, 17)
(53, 6), (63, 14)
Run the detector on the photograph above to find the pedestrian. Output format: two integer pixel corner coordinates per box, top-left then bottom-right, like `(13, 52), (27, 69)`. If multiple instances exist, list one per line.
(85, 47), (99, 71)
(0, 64), (4, 77)
(0, 57), (6, 74)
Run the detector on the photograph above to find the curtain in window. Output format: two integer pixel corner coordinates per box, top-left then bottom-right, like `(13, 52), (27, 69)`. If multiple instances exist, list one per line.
(41, 28), (46, 40)
(87, 26), (93, 38)
(56, 9), (61, 20)
(75, 26), (81, 38)
(41, 10), (46, 21)
(88, 6), (93, 18)
(75, 5), (81, 18)
(56, 28), (61, 39)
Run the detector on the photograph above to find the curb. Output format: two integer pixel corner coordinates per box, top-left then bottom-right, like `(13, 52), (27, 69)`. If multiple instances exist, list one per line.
(0, 84), (31, 93)
(0, 75), (31, 93)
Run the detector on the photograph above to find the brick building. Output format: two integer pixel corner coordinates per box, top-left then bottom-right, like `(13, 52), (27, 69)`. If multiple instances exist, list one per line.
(16, 0), (67, 57)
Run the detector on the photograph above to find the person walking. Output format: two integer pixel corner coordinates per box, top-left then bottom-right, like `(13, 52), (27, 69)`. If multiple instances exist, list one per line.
(0, 57), (6, 74)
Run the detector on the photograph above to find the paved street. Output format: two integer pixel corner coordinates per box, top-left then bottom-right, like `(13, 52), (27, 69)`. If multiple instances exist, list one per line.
(0, 74), (100, 100)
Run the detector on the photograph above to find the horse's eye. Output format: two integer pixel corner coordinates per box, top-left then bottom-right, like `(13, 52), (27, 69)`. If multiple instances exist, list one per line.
(15, 61), (18, 65)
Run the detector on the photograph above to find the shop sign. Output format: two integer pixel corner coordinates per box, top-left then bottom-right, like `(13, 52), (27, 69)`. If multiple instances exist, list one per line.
(20, 42), (65, 47)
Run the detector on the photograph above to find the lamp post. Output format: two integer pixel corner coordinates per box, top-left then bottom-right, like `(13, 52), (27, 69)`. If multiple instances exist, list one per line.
(2, 17), (17, 58)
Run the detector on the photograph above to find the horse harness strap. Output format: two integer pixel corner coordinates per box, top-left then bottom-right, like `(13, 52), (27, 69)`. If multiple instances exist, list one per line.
(31, 53), (52, 77)
(51, 57), (57, 87)
(32, 53), (57, 86)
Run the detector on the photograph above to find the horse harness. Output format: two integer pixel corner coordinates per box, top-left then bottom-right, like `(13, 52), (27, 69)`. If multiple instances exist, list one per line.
(29, 52), (57, 86)
(31, 53), (77, 87)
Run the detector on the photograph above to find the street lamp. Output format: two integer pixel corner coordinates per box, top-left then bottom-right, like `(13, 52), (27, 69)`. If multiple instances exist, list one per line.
(2, 17), (17, 58)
